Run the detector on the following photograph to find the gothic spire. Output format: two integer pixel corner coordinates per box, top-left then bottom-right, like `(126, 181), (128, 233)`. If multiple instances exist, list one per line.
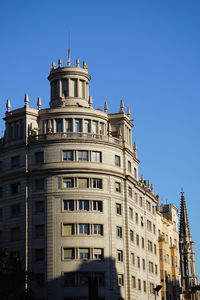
(179, 188), (191, 239)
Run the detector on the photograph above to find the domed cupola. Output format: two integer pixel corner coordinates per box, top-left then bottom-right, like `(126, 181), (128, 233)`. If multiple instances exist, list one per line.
(48, 49), (91, 108)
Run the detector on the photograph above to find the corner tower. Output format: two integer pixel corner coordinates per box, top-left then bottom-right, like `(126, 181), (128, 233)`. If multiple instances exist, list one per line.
(179, 189), (199, 298)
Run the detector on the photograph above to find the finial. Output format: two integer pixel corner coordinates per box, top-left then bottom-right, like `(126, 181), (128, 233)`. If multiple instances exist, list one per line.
(58, 59), (62, 68)
(37, 97), (42, 110)
(76, 59), (80, 67)
(148, 180), (150, 189)
(127, 107), (131, 118)
(133, 141), (137, 152)
(52, 61), (55, 69)
(83, 61), (88, 69)
(120, 99), (124, 112)
(6, 99), (11, 112)
(24, 93), (29, 107)
(104, 101), (108, 113)
(118, 128), (122, 139)
(67, 48), (71, 66)
(89, 96), (93, 108)
(151, 184), (154, 193)
(141, 174), (144, 182)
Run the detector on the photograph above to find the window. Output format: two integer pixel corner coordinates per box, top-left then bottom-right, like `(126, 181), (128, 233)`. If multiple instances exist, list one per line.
(131, 253), (135, 265)
(92, 151), (102, 162)
(35, 152), (44, 163)
(93, 248), (103, 260)
(92, 178), (102, 189)
(115, 155), (121, 167)
(56, 119), (62, 132)
(130, 230), (134, 241)
(150, 283), (154, 294)
(63, 178), (74, 188)
(132, 276), (136, 288)
(136, 234), (139, 246)
(75, 119), (81, 132)
(116, 203), (122, 215)
(63, 200), (74, 211)
(149, 261), (154, 273)
(154, 244), (157, 254)
(117, 226), (122, 238)
(79, 248), (90, 259)
(142, 258), (145, 270)
(78, 178), (89, 188)
(11, 156), (20, 168)
(147, 220), (152, 231)
(129, 207), (133, 219)
(117, 250), (123, 262)
(35, 224), (45, 238)
(141, 237), (145, 248)
(63, 248), (75, 260)
(135, 213), (138, 224)
(141, 216), (144, 227)
(35, 201), (44, 213)
(128, 186), (132, 197)
(153, 224), (156, 234)
(134, 193), (138, 203)
(137, 256), (140, 268)
(35, 248), (45, 262)
(80, 80), (85, 98)
(94, 224), (103, 235)
(63, 150), (73, 161)
(155, 264), (158, 275)
(10, 227), (20, 241)
(78, 150), (88, 161)
(71, 79), (78, 97)
(146, 201), (151, 212)
(11, 183), (21, 194)
(11, 204), (20, 217)
(115, 182), (121, 193)
(79, 224), (89, 235)
(134, 168), (137, 179)
(128, 161), (131, 172)
(138, 279), (141, 291)
(63, 272), (76, 286)
(65, 119), (72, 132)
(148, 240), (153, 252)
(99, 122), (104, 134)
(118, 274), (124, 286)
(143, 280), (146, 292)
(79, 200), (89, 211)
(63, 224), (75, 235)
(35, 273), (45, 287)
(83, 120), (89, 133)
(93, 200), (102, 212)
(139, 196), (143, 207)
(92, 121), (98, 134)
(35, 179), (44, 191)
(62, 79), (68, 97)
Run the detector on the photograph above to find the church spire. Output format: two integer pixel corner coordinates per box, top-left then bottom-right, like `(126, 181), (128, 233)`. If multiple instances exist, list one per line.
(179, 188), (191, 240)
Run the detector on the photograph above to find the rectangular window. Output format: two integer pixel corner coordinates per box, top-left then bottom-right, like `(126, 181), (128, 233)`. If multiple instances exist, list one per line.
(136, 234), (139, 246)
(62, 79), (68, 97)
(150, 283), (154, 294)
(142, 237), (145, 248)
(146, 201), (151, 212)
(63, 150), (73, 161)
(128, 161), (131, 172)
(129, 207), (133, 219)
(63, 224), (75, 236)
(93, 200), (103, 212)
(142, 258), (145, 270)
(94, 224), (103, 235)
(11, 156), (20, 168)
(128, 186), (132, 197)
(155, 264), (158, 274)
(56, 119), (62, 132)
(83, 120), (89, 133)
(115, 155), (120, 167)
(138, 279), (141, 291)
(79, 200), (89, 211)
(79, 248), (90, 259)
(65, 119), (72, 132)
(63, 178), (74, 188)
(143, 280), (146, 292)
(149, 261), (154, 273)
(154, 244), (157, 254)
(93, 248), (103, 260)
(78, 178), (89, 188)
(35, 152), (44, 163)
(115, 182), (121, 193)
(132, 276), (136, 288)
(130, 230), (134, 241)
(35, 201), (44, 213)
(63, 200), (74, 211)
(141, 216), (144, 227)
(131, 252), (135, 265)
(92, 151), (102, 162)
(116, 203), (122, 215)
(78, 150), (88, 161)
(137, 256), (140, 268)
(153, 224), (156, 234)
(148, 240), (153, 252)
(35, 248), (45, 262)
(10, 227), (20, 241)
(35, 179), (44, 191)
(135, 212), (138, 224)
(75, 119), (81, 132)
(147, 220), (152, 231)
(134, 168), (137, 179)
(99, 122), (104, 134)
(139, 197), (143, 207)
(35, 224), (45, 238)
(92, 178), (102, 189)
(63, 248), (75, 260)
(117, 250), (123, 262)
(118, 274), (124, 286)
(117, 226), (122, 238)
(79, 224), (89, 235)
(80, 80), (85, 98)
(71, 79), (78, 97)
(92, 121), (98, 134)
(11, 183), (21, 194)
(11, 204), (20, 217)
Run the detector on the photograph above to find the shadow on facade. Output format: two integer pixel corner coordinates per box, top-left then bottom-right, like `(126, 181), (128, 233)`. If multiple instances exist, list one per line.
(160, 276), (181, 300)
(35, 257), (122, 300)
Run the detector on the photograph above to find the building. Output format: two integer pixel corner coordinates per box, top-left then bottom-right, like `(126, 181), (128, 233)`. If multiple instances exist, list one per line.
(179, 189), (200, 300)
(0, 50), (161, 300)
(157, 204), (181, 300)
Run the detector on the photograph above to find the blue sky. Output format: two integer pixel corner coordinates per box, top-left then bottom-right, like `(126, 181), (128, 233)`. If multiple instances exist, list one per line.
(0, 0), (200, 277)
